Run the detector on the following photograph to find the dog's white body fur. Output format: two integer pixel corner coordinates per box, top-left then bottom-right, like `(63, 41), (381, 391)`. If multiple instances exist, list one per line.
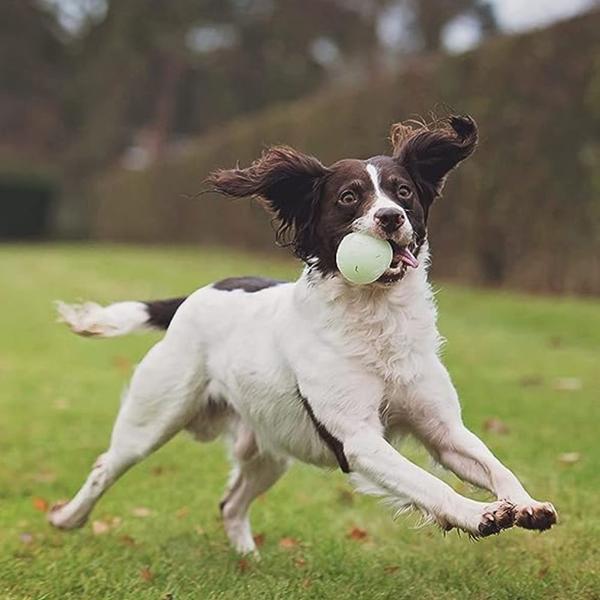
(51, 244), (554, 553)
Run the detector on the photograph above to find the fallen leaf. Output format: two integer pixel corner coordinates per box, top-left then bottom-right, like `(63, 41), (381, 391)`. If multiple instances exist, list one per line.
(336, 487), (354, 506)
(175, 506), (190, 519)
(301, 578), (312, 589)
(294, 557), (307, 568)
(279, 537), (299, 549)
(347, 527), (368, 541)
(92, 520), (111, 535)
(553, 378), (582, 391)
(558, 452), (581, 465)
(547, 336), (563, 348)
(238, 558), (250, 573)
(131, 507), (153, 518)
(519, 375), (543, 387)
(139, 567), (154, 582)
(119, 534), (137, 547)
(253, 533), (265, 547)
(384, 565), (400, 574)
(32, 497), (49, 512)
(483, 418), (510, 435)
(19, 533), (34, 545)
(112, 355), (133, 374)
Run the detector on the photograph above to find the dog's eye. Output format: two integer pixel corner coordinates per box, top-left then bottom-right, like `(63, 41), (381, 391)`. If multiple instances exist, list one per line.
(396, 184), (412, 199)
(338, 190), (357, 206)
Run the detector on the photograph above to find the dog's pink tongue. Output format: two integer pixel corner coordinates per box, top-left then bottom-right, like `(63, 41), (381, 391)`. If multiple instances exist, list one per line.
(399, 247), (419, 268)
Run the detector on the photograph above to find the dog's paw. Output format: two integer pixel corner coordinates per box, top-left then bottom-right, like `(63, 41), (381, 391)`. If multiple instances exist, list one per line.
(477, 500), (516, 537)
(443, 499), (515, 538)
(47, 501), (88, 530)
(515, 501), (557, 531)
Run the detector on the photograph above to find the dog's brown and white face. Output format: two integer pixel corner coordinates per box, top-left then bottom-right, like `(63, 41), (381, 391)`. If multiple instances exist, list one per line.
(208, 115), (478, 284)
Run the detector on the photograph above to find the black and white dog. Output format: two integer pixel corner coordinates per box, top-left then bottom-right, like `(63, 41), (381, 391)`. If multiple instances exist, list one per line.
(51, 116), (556, 553)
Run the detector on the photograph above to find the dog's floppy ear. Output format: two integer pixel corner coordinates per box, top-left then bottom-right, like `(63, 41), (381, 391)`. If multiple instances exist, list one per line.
(393, 115), (478, 216)
(207, 146), (330, 258)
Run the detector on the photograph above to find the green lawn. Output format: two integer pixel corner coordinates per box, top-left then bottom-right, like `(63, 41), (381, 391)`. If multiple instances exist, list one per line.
(1, 244), (599, 600)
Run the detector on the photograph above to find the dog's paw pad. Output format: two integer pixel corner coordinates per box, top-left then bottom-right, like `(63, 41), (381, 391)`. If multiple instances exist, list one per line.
(515, 502), (557, 531)
(477, 501), (515, 537)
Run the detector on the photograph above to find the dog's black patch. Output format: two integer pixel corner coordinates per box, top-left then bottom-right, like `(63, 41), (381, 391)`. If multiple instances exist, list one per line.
(297, 387), (350, 474)
(145, 297), (187, 329)
(213, 276), (285, 293)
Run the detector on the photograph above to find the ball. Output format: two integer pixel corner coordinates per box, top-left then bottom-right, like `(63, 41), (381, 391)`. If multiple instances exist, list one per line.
(335, 232), (393, 284)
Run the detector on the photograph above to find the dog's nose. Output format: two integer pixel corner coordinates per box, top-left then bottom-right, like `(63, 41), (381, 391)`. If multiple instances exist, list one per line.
(374, 207), (405, 232)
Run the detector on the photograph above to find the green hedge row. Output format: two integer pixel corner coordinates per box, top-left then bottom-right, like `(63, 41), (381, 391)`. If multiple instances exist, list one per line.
(0, 173), (56, 239)
(93, 12), (600, 294)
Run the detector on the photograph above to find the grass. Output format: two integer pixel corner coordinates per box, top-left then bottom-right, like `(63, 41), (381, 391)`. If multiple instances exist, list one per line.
(0, 244), (599, 600)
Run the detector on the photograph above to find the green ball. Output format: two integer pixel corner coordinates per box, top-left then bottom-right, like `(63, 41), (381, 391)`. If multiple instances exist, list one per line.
(336, 232), (393, 284)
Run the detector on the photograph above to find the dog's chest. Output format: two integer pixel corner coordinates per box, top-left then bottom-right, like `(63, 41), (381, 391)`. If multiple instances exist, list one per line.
(316, 282), (441, 386)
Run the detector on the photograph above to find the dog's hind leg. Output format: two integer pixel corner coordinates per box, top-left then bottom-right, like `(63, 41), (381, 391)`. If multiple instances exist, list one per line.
(220, 426), (289, 555)
(49, 336), (203, 530)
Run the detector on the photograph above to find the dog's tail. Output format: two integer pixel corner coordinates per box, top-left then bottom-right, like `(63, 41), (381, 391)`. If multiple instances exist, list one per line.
(56, 297), (186, 338)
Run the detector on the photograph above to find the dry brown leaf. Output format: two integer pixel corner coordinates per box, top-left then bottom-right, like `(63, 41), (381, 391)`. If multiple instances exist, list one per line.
(519, 375), (543, 387)
(112, 355), (133, 374)
(238, 558), (250, 573)
(120, 534), (137, 547)
(483, 418), (510, 435)
(139, 567), (154, 582)
(279, 536), (299, 549)
(384, 565), (400, 574)
(553, 378), (582, 391)
(253, 533), (265, 547)
(347, 526), (368, 541)
(547, 336), (563, 349)
(558, 452), (581, 465)
(301, 578), (312, 589)
(92, 520), (111, 535)
(175, 506), (190, 519)
(32, 497), (49, 512)
(131, 507), (153, 518)
(336, 488), (354, 506)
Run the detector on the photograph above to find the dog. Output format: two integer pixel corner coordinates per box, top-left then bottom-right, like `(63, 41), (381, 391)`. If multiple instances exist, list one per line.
(50, 115), (556, 554)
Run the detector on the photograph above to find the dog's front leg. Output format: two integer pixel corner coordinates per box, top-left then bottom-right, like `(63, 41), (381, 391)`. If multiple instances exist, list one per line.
(296, 374), (514, 538)
(343, 428), (515, 536)
(407, 356), (557, 532)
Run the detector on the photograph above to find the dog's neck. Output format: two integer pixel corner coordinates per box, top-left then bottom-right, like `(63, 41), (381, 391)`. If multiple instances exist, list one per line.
(293, 242), (441, 386)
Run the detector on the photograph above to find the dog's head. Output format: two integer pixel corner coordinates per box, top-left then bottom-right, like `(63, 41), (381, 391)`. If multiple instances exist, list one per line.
(208, 115), (477, 285)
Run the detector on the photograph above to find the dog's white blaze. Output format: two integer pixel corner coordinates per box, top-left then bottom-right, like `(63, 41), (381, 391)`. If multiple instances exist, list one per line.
(366, 163), (383, 197)
(365, 163), (397, 210)
(354, 163), (412, 245)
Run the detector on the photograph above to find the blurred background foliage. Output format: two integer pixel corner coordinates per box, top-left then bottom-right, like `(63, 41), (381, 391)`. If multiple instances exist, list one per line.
(1, 0), (599, 293)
